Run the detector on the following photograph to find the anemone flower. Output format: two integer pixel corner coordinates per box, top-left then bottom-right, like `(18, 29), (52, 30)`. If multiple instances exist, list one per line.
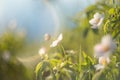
(94, 56), (110, 70)
(39, 47), (46, 56)
(101, 34), (117, 53)
(94, 44), (105, 58)
(44, 33), (51, 41)
(50, 33), (63, 47)
(94, 35), (117, 70)
(94, 35), (116, 58)
(89, 12), (104, 29)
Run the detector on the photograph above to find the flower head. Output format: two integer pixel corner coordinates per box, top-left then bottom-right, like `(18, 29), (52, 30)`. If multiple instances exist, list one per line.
(94, 35), (117, 70)
(94, 44), (105, 58)
(50, 33), (63, 47)
(94, 56), (110, 70)
(57, 33), (63, 42)
(44, 33), (51, 41)
(89, 12), (104, 29)
(101, 34), (117, 53)
(94, 35), (116, 57)
(38, 47), (46, 56)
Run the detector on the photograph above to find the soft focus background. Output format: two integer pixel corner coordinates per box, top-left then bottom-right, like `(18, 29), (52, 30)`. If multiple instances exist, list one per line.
(0, 0), (95, 39)
(0, 0), (113, 80)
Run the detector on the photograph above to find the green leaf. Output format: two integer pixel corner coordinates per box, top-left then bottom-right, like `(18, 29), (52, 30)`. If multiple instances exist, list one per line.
(35, 62), (43, 78)
(35, 62), (43, 77)
(82, 51), (87, 58)
(103, 20), (110, 33)
(111, 56), (117, 63)
(50, 59), (61, 67)
(87, 56), (95, 65)
(109, 8), (115, 15)
(92, 70), (104, 80)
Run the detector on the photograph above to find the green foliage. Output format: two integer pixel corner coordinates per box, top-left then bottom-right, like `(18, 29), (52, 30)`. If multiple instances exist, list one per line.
(35, 45), (96, 80)
(104, 7), (120, 39)
(0, 30), (32, 80)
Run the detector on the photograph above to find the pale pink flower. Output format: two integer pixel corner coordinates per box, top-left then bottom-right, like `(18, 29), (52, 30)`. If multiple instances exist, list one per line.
(101, 34), (117, 53)
(94, 35), (117, 57)
(94, 44), (105, 58)
(94, 35), (117, 70)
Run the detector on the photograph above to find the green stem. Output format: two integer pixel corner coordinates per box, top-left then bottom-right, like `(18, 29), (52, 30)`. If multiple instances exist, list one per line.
(60, 44), (68, 61)
(77, 45), (82, 80)
(60, 44), (66, 57)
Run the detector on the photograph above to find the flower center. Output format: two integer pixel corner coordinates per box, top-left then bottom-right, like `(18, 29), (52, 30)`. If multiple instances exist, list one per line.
(103, 46), (109, 52)
(95, 18), (100, 24)
(101, 58), (107, 66)
(102, 59), (107, 65)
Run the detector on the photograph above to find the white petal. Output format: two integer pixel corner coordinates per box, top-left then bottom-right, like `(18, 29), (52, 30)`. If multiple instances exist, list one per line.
(94, 44), (105, 58)
(101, 35), (111, 45)
(99, 56), (110, 64)
(94, 64), (105, 70)
(57, 33), (63, 41)
(39, 47), (46, 55)
(89, 13), (104, 29)
(94, 12), (102, 18)
(106, 57), (110, 63)
(50, 40), (59, 47)
(101, 35), (117, 52)
(97, 17), (104, 27)
(89, 18), (96, 25)
(50, 33), (63, 48)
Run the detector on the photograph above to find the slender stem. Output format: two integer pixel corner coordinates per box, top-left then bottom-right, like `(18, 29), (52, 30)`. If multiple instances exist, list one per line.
(60, 44), (66, 57)
(77, 45), (82, 80)
(60, 44), (68, 61)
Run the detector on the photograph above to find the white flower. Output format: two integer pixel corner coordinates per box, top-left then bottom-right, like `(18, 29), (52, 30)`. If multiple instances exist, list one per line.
(50, 33), (63, 47)
(57, 33), (63, 42)
(38, 47), (46, 55)
(50, 40), (59, 47)
(94, 64), (105, 70)
(101, 34), (117, 53)
(94, 35), (117, 57)
(44, 33), (51, 41)
(94, 56), (110, 70)
(94, 35), (116, 70)
(99, 56), (110, 64)
(89, 12), (104, 29)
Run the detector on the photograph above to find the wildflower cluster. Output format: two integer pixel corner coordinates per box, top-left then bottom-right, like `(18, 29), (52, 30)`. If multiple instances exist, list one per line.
(35, 2), (120, 80)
